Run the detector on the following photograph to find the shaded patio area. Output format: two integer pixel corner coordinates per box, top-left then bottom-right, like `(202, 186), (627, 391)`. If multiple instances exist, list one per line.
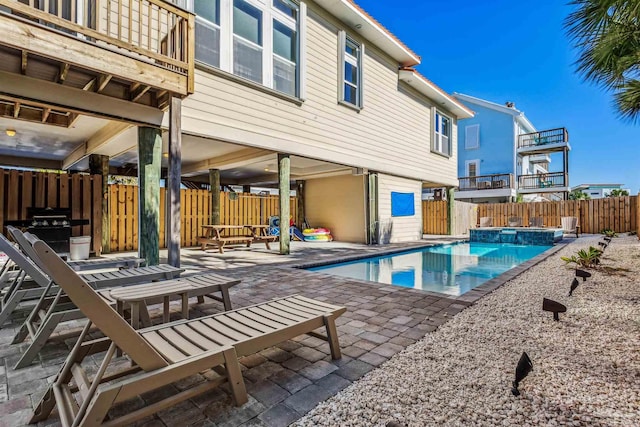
(0, 237), (559, 426)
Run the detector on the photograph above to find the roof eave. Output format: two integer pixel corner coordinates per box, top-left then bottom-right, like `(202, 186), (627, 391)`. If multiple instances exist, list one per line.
(399, 70), (474, 119)
(315, 0), (421, 66)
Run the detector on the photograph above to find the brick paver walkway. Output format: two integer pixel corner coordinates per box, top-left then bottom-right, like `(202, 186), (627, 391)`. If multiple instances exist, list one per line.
(0, 238), (561, 426)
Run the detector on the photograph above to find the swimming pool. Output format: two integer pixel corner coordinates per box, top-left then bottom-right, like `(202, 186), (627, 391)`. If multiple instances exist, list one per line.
(307, 242), (551, 296)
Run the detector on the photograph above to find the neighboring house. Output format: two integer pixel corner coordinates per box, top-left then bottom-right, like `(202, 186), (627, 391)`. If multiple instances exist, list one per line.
(571, 184), (629, 199)
(452, 93), (571, 203)
(0, 0), (472, 262)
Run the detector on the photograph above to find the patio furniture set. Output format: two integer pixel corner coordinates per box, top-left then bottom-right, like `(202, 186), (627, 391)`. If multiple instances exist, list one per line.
(199, 224), (279, 253)
(0, 226), (346, 426)
(479, 216), (581, 237)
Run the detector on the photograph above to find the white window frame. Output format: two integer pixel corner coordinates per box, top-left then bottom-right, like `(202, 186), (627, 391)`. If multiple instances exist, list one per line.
(188, 0), (306, 98)
(465, 160), (480, 177)
(338, 30), (364, 109)
(432, 110), (452, 156)
(465, 124), (479, 150)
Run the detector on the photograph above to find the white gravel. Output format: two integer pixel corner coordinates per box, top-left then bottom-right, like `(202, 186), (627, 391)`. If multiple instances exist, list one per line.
(295, 235), (640, 426)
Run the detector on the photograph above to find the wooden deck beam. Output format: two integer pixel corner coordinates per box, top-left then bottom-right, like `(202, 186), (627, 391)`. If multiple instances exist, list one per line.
(21, 51), (27, 75)
(58, 63), (70, 84)
(182, 148), (274, 176)
(63, 122), (132, 170)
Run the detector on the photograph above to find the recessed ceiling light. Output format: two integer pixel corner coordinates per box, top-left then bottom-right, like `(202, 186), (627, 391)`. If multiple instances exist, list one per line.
(5, 129), (16, 137)
(355, 24), (362, 29)
(162, 152), (169, 158)
(264, 168), (270, 172)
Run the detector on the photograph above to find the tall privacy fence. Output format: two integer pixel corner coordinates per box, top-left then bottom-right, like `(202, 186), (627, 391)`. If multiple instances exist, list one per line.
(0, 168), (102, 254)
(422, 196), (639, 236)
(110, 185), (297, 252)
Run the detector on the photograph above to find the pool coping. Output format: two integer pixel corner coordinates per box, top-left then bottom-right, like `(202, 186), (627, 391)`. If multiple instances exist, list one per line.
(284, 238), (572, 306)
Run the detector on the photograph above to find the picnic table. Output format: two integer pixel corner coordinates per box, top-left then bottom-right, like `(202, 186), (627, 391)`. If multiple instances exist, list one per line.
(198, 225), (253, 254)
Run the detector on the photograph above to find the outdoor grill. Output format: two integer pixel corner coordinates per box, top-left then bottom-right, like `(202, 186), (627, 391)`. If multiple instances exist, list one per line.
(5, 207), (89, 254)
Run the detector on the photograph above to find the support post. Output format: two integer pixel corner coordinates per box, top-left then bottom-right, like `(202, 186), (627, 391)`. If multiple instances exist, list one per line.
(278, 154), (290, 255)
(296, 181), (305, 229)
(89, 154), (109, 254)
(166, 97), (182, 267)
(209, 169), (220, 225)
(367, 173), (378, 244)
(447, 187), (455, 236)
(138, 127), (162, 266)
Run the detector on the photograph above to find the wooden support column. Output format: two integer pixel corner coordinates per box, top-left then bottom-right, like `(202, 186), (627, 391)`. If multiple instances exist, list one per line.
(138, 127), (162, 266)
(89, 154), (109, 254)
(296, 181), (305, 229)
(166, 96), (182, 267)
(367, 173), (379, 244)
(278, 154), (290, 255)
(209, 169), (220, 225)
(447, 187), (455, 236)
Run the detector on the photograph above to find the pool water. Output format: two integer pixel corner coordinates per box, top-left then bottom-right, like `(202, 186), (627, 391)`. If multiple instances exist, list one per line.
(307, 242), (551, 296)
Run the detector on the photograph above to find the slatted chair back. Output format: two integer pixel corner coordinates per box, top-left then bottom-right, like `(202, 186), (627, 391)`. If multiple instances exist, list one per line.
(0, 231), (50, 286)
(508, 217), (523, 227)
(529, 217), (544, 227)
(561, 216), (578, 231)
(33, 240), (168, 371)
(6, 226), (52, 277)
(479, 217), (493, 227)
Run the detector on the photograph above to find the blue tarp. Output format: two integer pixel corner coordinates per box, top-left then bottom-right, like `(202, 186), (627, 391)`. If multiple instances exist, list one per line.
(391, 192), (415, 217)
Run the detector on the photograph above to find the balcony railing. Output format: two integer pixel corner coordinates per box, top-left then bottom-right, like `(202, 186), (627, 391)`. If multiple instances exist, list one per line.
(0, 0), (194, 93)
(518, 128), (568, 149)
(458, 173), (514, 191)
(518, 172), (567, 190)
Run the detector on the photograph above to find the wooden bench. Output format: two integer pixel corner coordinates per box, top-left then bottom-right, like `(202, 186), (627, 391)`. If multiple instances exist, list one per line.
(244, 225), (279, 250)
(199, 225), (253, 254)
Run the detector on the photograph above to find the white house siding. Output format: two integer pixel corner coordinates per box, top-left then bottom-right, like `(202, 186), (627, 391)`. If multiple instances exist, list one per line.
(179, 0), (458, 186)
(377, 174), (423, 243)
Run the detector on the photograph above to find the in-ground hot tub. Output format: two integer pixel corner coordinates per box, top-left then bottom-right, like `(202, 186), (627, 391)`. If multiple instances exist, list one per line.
(471, 227), (563, 245)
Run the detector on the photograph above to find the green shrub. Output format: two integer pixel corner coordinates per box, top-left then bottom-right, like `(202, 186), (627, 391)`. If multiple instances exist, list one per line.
(561, 246), (603, 268)
(601, 229), (618, 238)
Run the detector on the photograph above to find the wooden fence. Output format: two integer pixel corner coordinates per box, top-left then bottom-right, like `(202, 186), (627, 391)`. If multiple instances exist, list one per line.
(422, 200), (448, 235)
(0, 168), (102, 254)
(422, 197), (638, 236)
(476, 197), (637, 234)
(109, 185), (298, 252)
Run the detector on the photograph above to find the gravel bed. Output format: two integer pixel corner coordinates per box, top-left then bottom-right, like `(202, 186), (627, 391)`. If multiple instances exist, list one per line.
(295, 235), (640, 426)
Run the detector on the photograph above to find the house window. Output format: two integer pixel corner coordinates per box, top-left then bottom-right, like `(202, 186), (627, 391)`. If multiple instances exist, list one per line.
(433, 111), (451, 156)
(191, 0), (303, 97)
(194, 0), (221, 68)
(465, 124), (479, 149)
(339, 31), (364, 108)
(466, 160), (479, 177)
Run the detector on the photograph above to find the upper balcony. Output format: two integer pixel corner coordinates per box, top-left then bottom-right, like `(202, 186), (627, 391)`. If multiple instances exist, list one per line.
(0, 0), (195, 109)
(455, 173), (516, 200)
(517, 172), (569, 194)
(517, 128), (570, 155)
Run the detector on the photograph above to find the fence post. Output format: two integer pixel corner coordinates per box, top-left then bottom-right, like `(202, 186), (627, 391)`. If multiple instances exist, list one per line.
(447, 188), (455, 235)
(637, 193), (640, 239)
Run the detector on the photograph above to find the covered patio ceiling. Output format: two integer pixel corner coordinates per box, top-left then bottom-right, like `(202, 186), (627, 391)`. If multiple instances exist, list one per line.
(0, 112), (352, 186)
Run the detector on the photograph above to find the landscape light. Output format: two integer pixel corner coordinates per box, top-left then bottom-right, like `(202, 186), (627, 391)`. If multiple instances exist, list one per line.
(575, 269), (591, 282)
(598, 241), (608, 250)
(604, 236), (612, 243)
(386, 422), (404, 427)
(568, 278), (580, 296)
(543, 298), (567, 321)
(511, 352), (533, 396)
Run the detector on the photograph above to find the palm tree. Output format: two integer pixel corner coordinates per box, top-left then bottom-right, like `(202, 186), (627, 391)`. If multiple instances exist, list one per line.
(608, 188), (629, 197)
(565, 1), (640, 121)
(569, 189), (591, 200)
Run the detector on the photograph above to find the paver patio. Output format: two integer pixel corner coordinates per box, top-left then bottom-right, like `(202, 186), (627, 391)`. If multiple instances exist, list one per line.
(0, 237), (563, 427)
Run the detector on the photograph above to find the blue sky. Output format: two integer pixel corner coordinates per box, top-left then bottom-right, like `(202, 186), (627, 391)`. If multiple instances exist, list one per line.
(356, 0), (639, 193)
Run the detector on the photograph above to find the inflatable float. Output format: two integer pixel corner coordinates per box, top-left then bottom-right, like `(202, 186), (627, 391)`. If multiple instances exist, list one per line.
(302, 228), (333, 242)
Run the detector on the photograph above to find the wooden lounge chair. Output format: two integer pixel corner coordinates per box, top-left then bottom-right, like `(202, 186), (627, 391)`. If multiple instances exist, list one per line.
(29, 240), (346, 426)
(67, 256), (146, 271)
(479, 217), (493, 227)
(0, 228), (183, 328)
(560, 216), (580, 238)
(529, 217), (544, 227)
(508, 217), (523, 227)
